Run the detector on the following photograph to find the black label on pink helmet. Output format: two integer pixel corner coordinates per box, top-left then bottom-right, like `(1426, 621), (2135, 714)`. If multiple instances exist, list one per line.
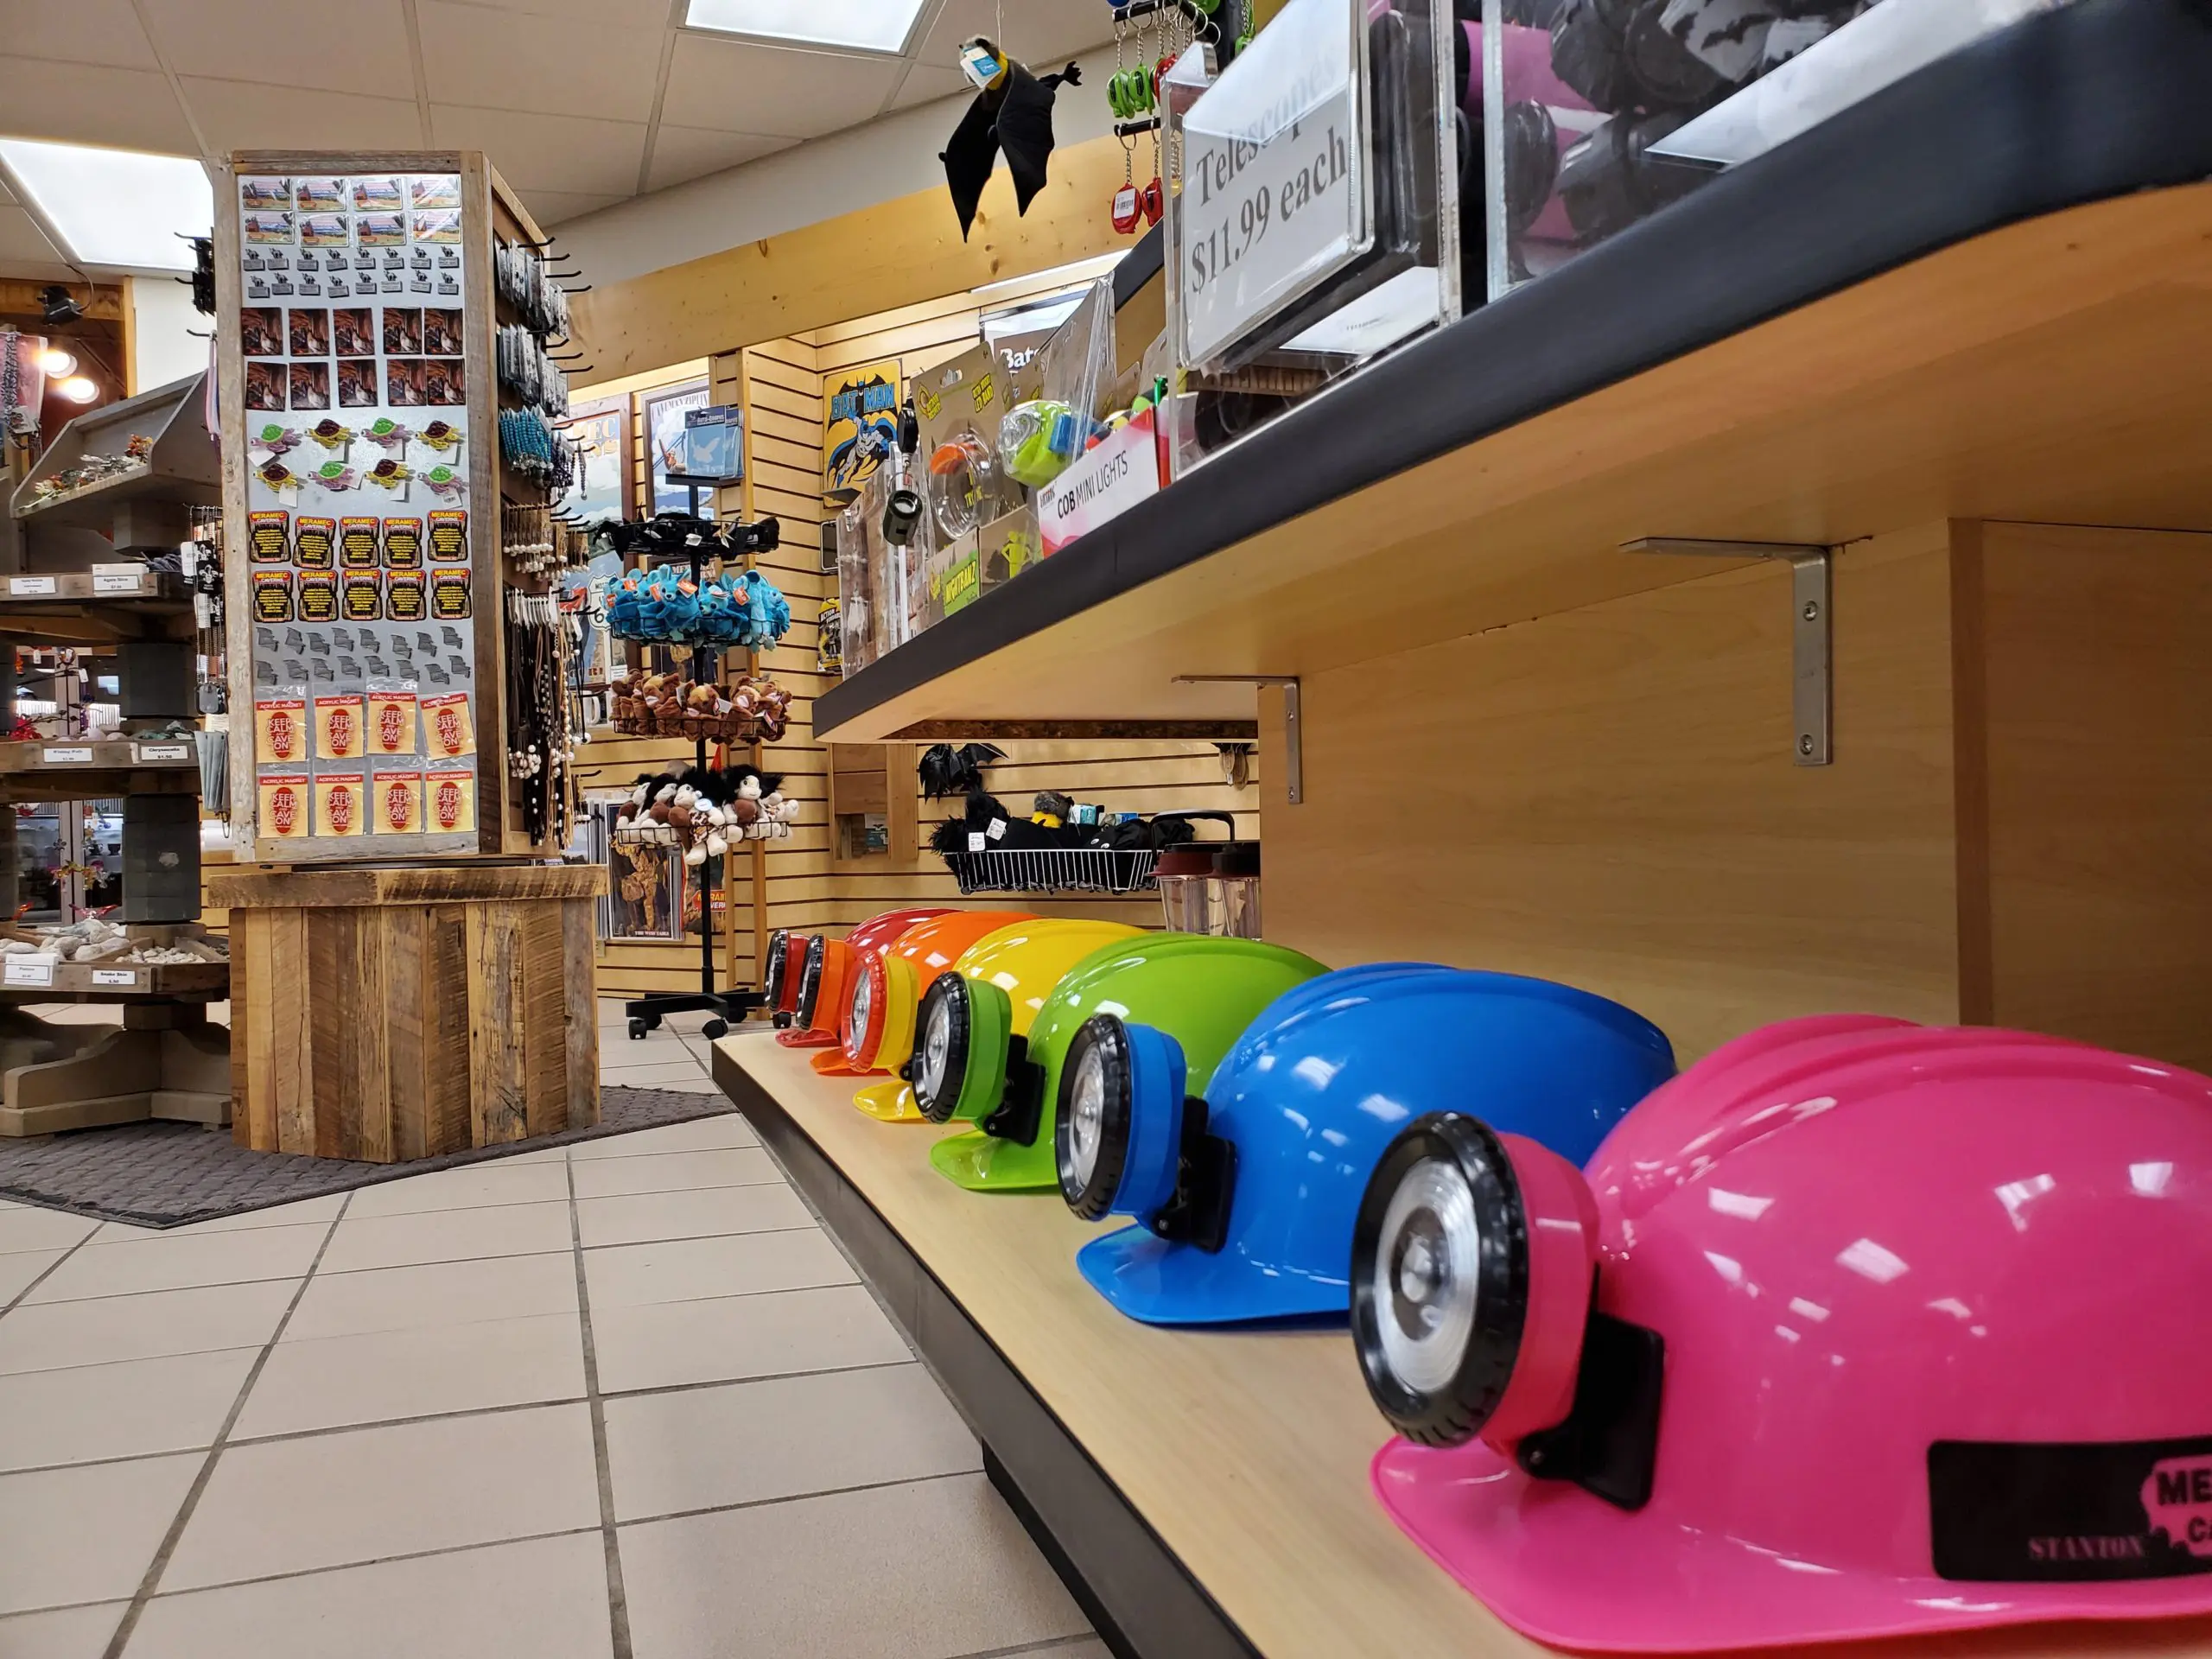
(1929, 1435), (2212, 1581)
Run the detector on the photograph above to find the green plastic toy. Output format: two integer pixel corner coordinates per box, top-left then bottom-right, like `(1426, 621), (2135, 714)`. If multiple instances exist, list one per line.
(929, 932), (1328, 1192)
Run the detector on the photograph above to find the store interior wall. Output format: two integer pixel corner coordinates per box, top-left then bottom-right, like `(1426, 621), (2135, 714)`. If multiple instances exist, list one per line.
(124, 275), (208, 397)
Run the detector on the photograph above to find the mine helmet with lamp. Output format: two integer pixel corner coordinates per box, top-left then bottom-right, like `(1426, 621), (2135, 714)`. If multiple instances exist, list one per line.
(1061, 965), (1672, 1326)
(1353, 1014), (2212, 1651)
(789, 908), (955, 1061)
(907, 918), (1147, 1127)
(840, 910), (1035, 1110)
(929, 932), (1328, 1193)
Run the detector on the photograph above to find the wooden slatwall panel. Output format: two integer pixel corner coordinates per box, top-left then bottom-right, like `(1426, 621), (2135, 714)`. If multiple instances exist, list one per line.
(737, 288), (1261, 955)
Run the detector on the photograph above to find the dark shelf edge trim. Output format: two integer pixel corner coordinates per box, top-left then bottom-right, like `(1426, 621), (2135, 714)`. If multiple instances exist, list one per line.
(815, 0), (2212, 738)
(711, 1046), (1262, 1659)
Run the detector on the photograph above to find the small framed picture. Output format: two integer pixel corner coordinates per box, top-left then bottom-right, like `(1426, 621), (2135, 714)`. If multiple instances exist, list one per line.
(336, 359), (378, 408)
(245, 360), (286, 411)
(422, 308), (463, 355)
(385, 359), (425, 407)
(422, 359), (465, 406)
(332, 308), (376, 357)
(288, 362), (331, 410)
(287, 308), (329, 357)
(239, 307), (283, 358)
(382, 308), (421, 354)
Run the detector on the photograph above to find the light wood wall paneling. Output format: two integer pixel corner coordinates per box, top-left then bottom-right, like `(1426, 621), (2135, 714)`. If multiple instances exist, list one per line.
(1965, 522), (2212, 1071)
(1262, 525), (1962, 1064)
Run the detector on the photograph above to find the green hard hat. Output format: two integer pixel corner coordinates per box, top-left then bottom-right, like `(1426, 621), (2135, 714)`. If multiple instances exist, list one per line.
(929, 931), (1327, 1192)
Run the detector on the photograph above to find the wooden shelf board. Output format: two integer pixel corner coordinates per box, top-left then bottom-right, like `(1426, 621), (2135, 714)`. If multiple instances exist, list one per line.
(12, 467), (218, 531)
(0, 574), (198, 645)
(0, 959), (228, 999)
(817, 181), (2212, 741)
(716, 1035), (2212, 1659)
(0, 739), (198, 774)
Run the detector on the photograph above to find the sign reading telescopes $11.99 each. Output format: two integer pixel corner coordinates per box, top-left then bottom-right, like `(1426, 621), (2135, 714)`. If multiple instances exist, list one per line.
(1173, 0), (1369, 370)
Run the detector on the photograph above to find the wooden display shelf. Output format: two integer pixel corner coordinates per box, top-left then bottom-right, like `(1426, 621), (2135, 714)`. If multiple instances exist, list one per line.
(0, 958), (227, 1000)
(715, 1037), (2212, 1659)
(0, 737), (200, 805)
(208, 861), (606, 1161)
(0, 571), (196, 645)
(10, 465), (216, 530)
(0, 738), (197, 773)
(810, 0), (2212, 741)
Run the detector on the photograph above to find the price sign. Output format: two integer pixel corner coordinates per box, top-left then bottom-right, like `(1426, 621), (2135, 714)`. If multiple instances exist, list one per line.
(134, 742), (194, 763)
(3, 957), (55, 987)
(92, 969), (139, 987)
(1173, 0), (1367, 368)
(92, 572), (143, 594)
(9, 576), (57, 596)
(1036, 410), (1163, 554)
(41, 747), (93, 765)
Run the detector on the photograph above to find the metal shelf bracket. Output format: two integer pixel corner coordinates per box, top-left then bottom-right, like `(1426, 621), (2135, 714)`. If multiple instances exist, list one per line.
(1173, 675), (1302, 803)
(1622, 538), (1834, 766)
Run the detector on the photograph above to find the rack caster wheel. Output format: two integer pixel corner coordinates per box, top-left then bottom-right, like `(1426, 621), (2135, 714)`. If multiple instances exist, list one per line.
(627, 1017), (649, 1039)
(702, 1018), (729, 1041)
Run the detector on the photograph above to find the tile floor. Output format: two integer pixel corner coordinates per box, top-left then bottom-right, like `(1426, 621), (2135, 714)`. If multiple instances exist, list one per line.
(0, 1001), (1104, 1659)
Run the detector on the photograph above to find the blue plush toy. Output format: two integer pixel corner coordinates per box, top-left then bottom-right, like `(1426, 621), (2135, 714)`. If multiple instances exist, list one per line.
(605, 562), (791, 650)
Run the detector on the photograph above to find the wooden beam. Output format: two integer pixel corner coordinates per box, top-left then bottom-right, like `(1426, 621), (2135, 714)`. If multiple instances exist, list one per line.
(572, 136), (1141, 385)
(0, 281), (124, 324)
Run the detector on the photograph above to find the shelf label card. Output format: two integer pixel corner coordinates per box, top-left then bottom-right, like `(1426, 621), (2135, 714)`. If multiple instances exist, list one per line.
(9, 576), (57, 595)
(967, 831), (987, 852)
(1036, 410), (1161, 555)
(92, 969), (138, 987)
(134, 741), (193, 762)
(3, 957), (55, 987)
(92, 572), (142, 594)
(41, 747), (93, 765)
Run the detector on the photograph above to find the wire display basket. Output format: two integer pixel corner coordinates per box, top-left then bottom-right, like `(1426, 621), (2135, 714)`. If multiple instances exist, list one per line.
(941, 846), (1161, 897)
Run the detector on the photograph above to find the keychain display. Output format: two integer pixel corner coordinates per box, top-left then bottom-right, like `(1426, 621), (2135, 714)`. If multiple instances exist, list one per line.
(925, 431), (999, 540)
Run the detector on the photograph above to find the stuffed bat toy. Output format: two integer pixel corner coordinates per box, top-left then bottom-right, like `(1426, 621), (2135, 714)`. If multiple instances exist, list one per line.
(940, 41), (1084, 240)
(917, 741), (1006, 801)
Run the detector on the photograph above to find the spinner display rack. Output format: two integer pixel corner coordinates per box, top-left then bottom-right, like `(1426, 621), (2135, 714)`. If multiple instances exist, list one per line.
(1, 373), (231, 1137)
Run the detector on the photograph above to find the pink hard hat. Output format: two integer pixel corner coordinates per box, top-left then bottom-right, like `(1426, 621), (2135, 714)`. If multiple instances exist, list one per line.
(1352, 1014), (2212, 1651)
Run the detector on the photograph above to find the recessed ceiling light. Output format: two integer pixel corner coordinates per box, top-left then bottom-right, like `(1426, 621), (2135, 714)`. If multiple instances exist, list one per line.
(0, 139), (211, 272)
(683, 0), (927, 54)
(55, 375), (99, 405)
(35, 347), (78, 378)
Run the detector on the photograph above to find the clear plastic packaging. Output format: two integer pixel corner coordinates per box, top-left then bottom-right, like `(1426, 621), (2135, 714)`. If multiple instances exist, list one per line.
(1155, 843), (1217, 933)
(1207, 842), (1263, 939)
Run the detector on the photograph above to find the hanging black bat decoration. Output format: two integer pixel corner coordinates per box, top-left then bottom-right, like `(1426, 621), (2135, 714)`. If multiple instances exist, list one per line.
(917, 741), (1007, 801)
(940, 48), (1084, 241)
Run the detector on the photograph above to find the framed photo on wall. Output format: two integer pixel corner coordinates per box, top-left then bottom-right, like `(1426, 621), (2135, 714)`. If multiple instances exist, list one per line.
(643, 381), (710, 515)
(560, 395), (630, 524)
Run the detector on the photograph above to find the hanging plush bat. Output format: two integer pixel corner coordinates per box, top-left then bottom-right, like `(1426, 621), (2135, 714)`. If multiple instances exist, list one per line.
(940, 39), (1084, 241)
(917, 741), (1006, 801)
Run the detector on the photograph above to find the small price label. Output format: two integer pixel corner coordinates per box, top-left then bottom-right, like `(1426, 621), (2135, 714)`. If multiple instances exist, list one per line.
(967, 831), (987, 852)
(3, 957), (55, 987)
(41, 747), (93, 765)
(986, 818), (1007, 840)
(91, 969), (138, 987)
(134, 742), (193, 763)
(92, 572), (142, 594)
(9, 576), (57, 595)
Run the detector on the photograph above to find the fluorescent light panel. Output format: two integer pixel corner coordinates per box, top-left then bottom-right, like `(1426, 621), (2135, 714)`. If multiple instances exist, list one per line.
(0, 139), (210, 272)
(684, 0), (927, 53)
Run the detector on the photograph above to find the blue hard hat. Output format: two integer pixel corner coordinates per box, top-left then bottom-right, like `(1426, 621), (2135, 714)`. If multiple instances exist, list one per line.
(1058, 964), (1676, 1325)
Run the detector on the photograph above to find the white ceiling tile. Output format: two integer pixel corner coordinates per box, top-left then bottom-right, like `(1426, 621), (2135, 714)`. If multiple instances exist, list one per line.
(0, 60), (196, 152)
(888, 63), (972, 113)
(429, 0), (668, 22)
(644, 125), (791, 193)
(0, 0), (160, 68)
(416, 0), (664, 120)
(522, 188), (628, 226)
(430, 105), (646, 195)
(180, 81), (426, 154)
(0, 203), (73, 280)
(660, 34), (903, 138)
(140, 0), (417, 98)
(916, 0), (1114, 69)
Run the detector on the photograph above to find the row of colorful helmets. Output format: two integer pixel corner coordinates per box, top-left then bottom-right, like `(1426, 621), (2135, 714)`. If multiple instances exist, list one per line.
(760, 906), (2212, 1654)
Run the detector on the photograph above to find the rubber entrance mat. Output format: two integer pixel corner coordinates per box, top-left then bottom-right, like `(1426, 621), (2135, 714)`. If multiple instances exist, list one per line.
(0, 1086), (739, 1230)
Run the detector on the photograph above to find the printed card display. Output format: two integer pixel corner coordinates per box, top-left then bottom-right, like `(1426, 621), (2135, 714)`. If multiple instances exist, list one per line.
(382, 518), (423, 568)
(314, 772), (365, 837)
(429, 567), (471, 620)
(249, 510), (290, 563)
(427, 509), (467, 561)
(424, 766), (476, 834)
(372, 769), (423, 833)
(337, 516), (380, 568)
(251, 570), (294, 622)
(341, 570), (383, 621)
(421, 692), (474, 759)
(294, 516), (335, 568)
(297, 570), (339, 622)
(366, 690), (418, 755)
(385, 570), (427, 621)
(255, 697), (306, 764)
(314, 695), (363, 760)
(258, 772), (310, 837)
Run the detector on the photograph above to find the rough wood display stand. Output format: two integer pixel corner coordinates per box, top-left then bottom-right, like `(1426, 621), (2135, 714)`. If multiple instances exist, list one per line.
(209, 864), (604, 1161)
